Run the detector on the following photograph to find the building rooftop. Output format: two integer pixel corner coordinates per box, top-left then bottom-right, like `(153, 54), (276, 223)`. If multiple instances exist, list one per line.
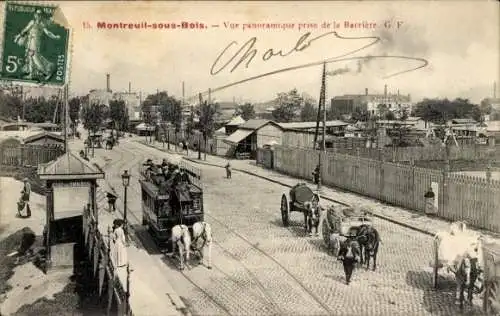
(38, 151), (105, 181)
(279, 120), (348, 130)
(225, 115), (246, 126)
(451, 118), (477, 124)
(239, 119), (278, 130)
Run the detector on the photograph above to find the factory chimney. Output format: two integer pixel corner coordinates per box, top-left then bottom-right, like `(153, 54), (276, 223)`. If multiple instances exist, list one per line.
(494, 81), (497, 99)
(129, 82), (131, 93)
(365, 88), (368, 96)
(384, 84), (387, 98)
(106, 73), (110, 92)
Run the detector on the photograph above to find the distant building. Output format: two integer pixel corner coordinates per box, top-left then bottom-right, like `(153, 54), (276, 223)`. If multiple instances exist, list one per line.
(113, 92), (141, 118)
(331, 86), (413, 117)
(88, 89), (113, 106)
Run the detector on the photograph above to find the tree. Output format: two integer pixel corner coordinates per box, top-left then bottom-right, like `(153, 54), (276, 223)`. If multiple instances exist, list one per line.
(235, 103), (256, 121)
(351, 107), (370, 123)
(300, 100), (317, 122)
(384, 111), (396, 120)
(272, 88), (302, 122)
(24, 96), (58, 123)
(159, 95), (183, 139)
(0, 91), (22, 120)
(198, 101), (218, 160)
(68, 97), (82, 123)
(82, 103), (107, 134)
(399, 108), (409, 121)
(109, 99), (128, 136)
(377, 104), (389, 118)
(413, 98), (482, 124)
(480, 98), (493, 115)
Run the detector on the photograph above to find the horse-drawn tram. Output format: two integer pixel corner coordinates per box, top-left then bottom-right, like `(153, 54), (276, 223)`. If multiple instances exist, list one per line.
(139, 157), (203, 245)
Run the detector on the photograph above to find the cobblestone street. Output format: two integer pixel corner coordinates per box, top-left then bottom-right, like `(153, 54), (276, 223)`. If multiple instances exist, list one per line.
(75, 137), (489, 316)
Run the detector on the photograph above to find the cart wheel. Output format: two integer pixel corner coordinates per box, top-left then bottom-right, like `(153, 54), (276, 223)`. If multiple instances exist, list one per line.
(322, 220), (330, 248)
(281, 194), (289, 227)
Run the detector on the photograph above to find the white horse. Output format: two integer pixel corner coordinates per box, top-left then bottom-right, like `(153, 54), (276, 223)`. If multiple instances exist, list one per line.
(171, 224), (191, 270)
(191, 221), (213, 269)
(434, 221), (484, 307)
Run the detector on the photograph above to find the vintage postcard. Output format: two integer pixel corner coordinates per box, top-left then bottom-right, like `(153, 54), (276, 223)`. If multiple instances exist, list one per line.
(0, 1), (499, 316)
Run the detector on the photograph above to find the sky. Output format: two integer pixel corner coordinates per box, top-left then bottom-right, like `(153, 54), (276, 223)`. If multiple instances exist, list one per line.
(0, 1), (499, 104)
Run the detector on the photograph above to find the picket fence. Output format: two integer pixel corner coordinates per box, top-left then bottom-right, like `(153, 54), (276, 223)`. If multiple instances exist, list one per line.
(0, 144), (64, 167)
(272, 146), (500, 233)
(323, 144), (499, 162)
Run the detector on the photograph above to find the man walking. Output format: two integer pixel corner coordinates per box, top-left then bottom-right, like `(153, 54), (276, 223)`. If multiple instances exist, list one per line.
(337, 235), (360, 285)
(21, 178), (31, 218)
(107, 191), (117, 212)
(225, 162), (232, 179)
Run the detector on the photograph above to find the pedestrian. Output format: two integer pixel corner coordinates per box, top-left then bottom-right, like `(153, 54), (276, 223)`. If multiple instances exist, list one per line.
(225, 161), (232, 179)
(106, 192), (117, 212)
(424, 186), (436, 215)
(20, 178), (31, 218)
(337, 235), (361, 285)
(112, 219), (128, 267)
(312, 165), (320, 184)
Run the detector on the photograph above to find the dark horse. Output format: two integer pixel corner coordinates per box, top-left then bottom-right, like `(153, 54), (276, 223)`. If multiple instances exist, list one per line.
(304, 202), (320, 236)
(337, 237), (361, 285)
(453, 250), (483, 308)
(357, 225), (381, 271)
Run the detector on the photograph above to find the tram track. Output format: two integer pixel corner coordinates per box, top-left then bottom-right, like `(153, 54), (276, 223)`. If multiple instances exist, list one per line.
(95, 141), (337, 315)
(96, 144), (241, 315)
(121, 179), (280, 315)
(207, 213), (335, 315)
(123, 140), (337, 315)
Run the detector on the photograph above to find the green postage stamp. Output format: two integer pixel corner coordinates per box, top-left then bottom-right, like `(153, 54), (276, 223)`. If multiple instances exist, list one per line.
(1, 2), (70, 85)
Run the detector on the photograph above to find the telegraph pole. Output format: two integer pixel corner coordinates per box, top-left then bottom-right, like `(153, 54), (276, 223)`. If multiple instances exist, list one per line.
(317, 63), (327, 192)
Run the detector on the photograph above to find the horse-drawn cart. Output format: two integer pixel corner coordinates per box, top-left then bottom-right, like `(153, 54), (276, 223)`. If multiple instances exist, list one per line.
(322, 205), (372, 256)
(280, 183), (319, 227)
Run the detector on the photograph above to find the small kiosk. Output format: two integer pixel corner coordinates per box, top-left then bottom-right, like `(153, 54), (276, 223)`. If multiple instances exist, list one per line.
(38, 151), (104, 272)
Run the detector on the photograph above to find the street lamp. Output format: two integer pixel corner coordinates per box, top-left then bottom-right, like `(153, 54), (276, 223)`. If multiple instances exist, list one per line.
(121, 170), (130, 236)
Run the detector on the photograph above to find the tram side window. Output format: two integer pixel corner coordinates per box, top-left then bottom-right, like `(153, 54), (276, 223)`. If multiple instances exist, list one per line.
(142, 189), (147, 203)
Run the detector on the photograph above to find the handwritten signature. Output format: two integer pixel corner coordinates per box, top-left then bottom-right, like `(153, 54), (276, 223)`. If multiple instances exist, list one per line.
(206, 31), (428, 97)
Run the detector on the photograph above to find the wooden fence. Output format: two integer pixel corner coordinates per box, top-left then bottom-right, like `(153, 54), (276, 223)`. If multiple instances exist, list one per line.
(272, 146), (500, 233)
(83, 205), (129, 315)
(329, 144), (500, 162)
(0, 144), (64, 167)
(282, 130), (368, 149)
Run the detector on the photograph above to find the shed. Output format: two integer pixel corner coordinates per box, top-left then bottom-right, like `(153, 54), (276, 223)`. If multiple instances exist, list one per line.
(225, 115), (246, 135)
(23, 132), (64, 147)
(224, 119), (283, 158)
(38, 151), (104, 272)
